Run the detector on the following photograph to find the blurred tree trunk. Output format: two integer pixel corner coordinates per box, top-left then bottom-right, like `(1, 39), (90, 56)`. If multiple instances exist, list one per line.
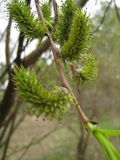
(77, 123), (89, 160)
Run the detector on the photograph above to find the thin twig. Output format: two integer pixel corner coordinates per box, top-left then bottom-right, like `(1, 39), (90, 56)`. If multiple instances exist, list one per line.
(113, 0), (120, 23)
(34, 0), (89, 125)
(5, 17), (12, 75)
(7, 126), (59, 158)
(1, 101), (20, 160)
(0, 59), (15, 82)
(93, 0), (112, 33)
(0, 27), (7, 42)
(52, 0), (58, 26)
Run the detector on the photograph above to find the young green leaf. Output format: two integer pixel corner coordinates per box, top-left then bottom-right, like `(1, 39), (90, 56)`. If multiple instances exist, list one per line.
(87, 123), (120, 160)
(96, 128), (120, 136)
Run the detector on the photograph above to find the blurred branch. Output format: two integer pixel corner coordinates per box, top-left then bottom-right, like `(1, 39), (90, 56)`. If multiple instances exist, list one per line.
(22, 38), (50, 67)
(0, 108), (26, 149)
(75, 0), (89, 8)
(0, 38), (50, 127)
(0, 0), (31, 127)
(113, 0), (120, 23)
(93, 0), (112, 33)
(80, 0), (89, 8)
(5, 17), (12, 75)
(10, 41), (18, 57)
(1, 101), (20, 160)
(0, 60), (14, 82)
(62, 122), (79, 138)
(0, 39), (49, 83)
(77, 122), (90, 160)
(7, 126), (59, 159)
(51, 0), (58, 26)
(0, 28), (7, 42)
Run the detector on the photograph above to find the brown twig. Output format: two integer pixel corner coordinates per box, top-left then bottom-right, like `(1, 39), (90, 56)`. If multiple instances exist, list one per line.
(34, 0), (89, 125)
(52, 0), (58, 26)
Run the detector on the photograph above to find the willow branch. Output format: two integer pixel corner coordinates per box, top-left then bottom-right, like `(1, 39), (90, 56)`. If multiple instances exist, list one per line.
(34, 0), (89, 125)
(22, 38), (50, 67)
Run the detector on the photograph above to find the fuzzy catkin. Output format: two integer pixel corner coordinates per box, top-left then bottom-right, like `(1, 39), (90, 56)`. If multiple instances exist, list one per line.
(7, 0), (46, 39)
(13, 66), (71, 119)
(61, 9), (92, 62)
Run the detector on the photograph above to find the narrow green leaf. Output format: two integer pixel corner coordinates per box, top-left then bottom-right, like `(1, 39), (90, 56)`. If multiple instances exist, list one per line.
(97, 128), (120, 136)
(87, 123), (120, 160)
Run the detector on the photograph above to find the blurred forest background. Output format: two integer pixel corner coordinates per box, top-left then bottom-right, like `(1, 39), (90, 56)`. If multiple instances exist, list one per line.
(0, 0), (120, 160)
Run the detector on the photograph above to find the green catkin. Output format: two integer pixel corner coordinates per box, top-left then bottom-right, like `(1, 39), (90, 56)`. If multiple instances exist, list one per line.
(41, 2), (52, 22)
(13, 66), (71, 119)
(61, 9), (92, 61)
(56, 0), (77, 46)
(76, 54), (97, 83)
(41, 1), (53, 31)
(7, 0), (46, 39)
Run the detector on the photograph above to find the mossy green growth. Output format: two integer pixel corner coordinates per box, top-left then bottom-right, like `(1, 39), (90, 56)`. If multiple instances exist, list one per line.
(61, 9), (92, 62)
(76, 54), (97, 83)
(87, 122), (120, 160)
(13, 66), (71, 119)
(7, 0), (46, 39)
(56, 0), (77, 46)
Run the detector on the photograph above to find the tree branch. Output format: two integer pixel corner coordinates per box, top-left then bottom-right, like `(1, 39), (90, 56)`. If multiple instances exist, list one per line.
(34, 0), (89, 124)
(5, 17), (12, 75)
(80, 0), (89, 8)
(113, 0), (120, 23)
(0, 38), (50, 127)
(22, 39), (50, 67)
(1, 102), (19, 160)
(51, 0), (58, 26)
(75, 0), (89, 8)
(93, 0), (112, 33)
(7, 126), (59, 158)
